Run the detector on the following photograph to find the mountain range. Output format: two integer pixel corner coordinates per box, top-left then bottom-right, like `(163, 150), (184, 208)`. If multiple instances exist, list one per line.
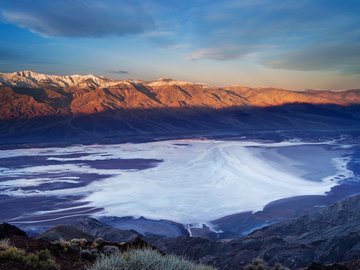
(1, 71), (360, 144)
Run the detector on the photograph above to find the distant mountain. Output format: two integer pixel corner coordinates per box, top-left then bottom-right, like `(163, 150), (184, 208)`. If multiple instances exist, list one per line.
(0, 71), (360, 144)
(1, 71), (360, 119)
(0, 70), (114, 89)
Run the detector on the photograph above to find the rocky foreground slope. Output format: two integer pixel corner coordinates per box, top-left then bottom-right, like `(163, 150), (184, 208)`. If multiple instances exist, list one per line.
(0, 222), (152, 270)
(47, 194), (360, 269)
(1, 71), (360, 144)
(151, 194), (360, 269)
(2, 194), (360, 269)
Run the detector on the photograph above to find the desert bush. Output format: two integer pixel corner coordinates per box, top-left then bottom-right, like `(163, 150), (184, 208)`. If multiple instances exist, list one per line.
(80, 248), (98, 260)
(53, 238), (71, 252)
(0, 245), (59, 270)
(70, 238), (88, 247)
(272, 264), (289, 270)
(88, 248), (215, 270)
(245, 258), (289, 270)
(91, 238), (105, 249)
(0, 238), (11, 250)
(53, 237), (90, 252)
(101, 245), (119, 255)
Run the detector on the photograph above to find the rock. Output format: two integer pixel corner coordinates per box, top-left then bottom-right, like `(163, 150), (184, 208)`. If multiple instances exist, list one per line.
(37, 225), (94, 241)
(100, 216), (190, 238)
(80, 249), (97, 261)
(75, 217), (142, 243)
(306, 262), (350, 270)
(199, 255), (217, 264)
(0, 223), (27, 239)
(101, 245), (119, 254)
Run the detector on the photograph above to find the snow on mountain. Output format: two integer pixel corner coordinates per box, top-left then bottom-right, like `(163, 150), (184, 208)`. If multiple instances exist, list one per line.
(147, 77), (210, 88)
(0, 70), (116, 88)
(0, 71), (210, 89)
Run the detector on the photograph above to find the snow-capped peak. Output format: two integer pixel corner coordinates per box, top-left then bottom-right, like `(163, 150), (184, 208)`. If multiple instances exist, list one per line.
(0, 70), (212, 89)
(147, 78), (210, 88)
(0, 70), (115, 88)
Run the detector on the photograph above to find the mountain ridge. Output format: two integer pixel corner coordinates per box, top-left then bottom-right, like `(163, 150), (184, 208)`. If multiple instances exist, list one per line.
(0, 70), (114, 89)
(0, 70), (358, 91)
(1, 70), (360, 120)
(0, 70), (211, 89)
(1, 71), (360, 144)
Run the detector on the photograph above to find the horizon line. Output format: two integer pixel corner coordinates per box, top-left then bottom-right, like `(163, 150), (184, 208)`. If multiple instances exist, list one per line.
(1, 69), (358, 92)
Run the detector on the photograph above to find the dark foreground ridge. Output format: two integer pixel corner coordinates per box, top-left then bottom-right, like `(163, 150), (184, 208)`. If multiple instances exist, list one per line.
(0, 222), (154, 270)
(151, 194), (360, 269)
(3, 194), (360, 269)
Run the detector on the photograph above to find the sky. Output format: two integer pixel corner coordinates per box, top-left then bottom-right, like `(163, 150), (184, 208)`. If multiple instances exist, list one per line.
(0, 0), (359, 89)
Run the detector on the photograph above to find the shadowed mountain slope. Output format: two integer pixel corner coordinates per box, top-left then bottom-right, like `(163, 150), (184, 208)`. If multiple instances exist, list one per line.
(1, 71), (360, 144)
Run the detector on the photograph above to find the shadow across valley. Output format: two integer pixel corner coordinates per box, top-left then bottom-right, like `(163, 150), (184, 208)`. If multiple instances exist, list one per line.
(0, 103), (360, 145)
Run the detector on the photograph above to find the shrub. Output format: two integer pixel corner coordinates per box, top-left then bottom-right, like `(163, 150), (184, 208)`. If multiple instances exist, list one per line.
(0, 239), (11, 250)
(0, 245), (59, 270)
(53, 237), (89, 252)
(70, 238), (88, 247)
(88, 248), (215, 270)
(53, 238), (71, 252)
(245, 258), (289, 270)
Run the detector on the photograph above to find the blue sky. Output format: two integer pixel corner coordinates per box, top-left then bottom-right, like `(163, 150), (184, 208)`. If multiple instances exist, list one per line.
(0, 0), (359, 89)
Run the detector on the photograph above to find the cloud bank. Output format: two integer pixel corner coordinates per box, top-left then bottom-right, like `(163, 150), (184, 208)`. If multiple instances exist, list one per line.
(184, 0), (360, 74)
(0, 0), (154, 37)
(0, 0), (359, 78)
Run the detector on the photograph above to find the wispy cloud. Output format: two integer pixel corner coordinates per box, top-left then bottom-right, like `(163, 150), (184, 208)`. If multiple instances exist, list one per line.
(263, 44), (360, 74)
(0, 0), (360, 81)
(184, 0), (360, 74)
(110, 70), (129, 74)
(187, 46), (260, 61)
(0, 0), (155, 38)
